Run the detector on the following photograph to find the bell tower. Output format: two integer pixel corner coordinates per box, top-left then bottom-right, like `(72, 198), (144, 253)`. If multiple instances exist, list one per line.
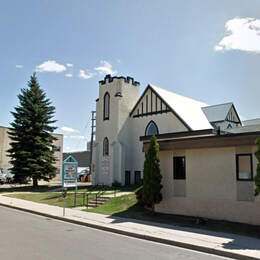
(93, 74), (140, 185)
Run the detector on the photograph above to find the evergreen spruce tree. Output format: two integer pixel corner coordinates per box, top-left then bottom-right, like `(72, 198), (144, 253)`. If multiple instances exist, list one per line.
(142, 135), (163, 211)
(255, 138), (260, 196)
(8, 73), (57, 187)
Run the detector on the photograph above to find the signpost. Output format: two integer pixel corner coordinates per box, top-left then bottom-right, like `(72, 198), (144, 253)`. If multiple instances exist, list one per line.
(62, 188), (67, 216)
(62, 155), (78, 216)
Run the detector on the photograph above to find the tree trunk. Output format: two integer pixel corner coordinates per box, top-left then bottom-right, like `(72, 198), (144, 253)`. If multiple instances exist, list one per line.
(151, 203), (155, 214)
(33, 178), (38, 188)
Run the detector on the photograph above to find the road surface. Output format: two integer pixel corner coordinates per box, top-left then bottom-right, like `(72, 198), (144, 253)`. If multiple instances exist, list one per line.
(0, 206), (233, 260)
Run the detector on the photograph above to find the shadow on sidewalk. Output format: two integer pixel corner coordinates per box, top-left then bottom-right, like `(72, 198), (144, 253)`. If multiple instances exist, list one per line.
(222, 240), (260, 251)
(107, 204), (260, 251)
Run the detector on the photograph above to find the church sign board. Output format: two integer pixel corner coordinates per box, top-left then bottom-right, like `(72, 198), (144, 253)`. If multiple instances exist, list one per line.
(62, 155), (78, 188)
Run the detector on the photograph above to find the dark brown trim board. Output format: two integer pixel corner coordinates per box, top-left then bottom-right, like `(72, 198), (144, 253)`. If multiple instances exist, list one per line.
(140, 129), (218, 141)
(142, 131), (260, 152)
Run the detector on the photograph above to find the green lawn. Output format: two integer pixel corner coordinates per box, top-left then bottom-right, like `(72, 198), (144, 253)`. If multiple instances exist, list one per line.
(5, 192), (96, 208)
(1, 183), (139, 209)
(0, 184), (138, 194)
(0, 184), (90, 194)
(86, 194), (139, 215)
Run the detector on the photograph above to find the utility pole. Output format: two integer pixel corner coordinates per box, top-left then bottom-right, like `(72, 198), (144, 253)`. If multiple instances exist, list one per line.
(89, 111), (96, 175)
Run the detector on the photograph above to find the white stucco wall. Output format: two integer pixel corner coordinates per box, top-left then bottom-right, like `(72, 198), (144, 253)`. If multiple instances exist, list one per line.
(156, 145), (260, 225)
(127, 112), (188, 181)
(93, 76), (140, 185)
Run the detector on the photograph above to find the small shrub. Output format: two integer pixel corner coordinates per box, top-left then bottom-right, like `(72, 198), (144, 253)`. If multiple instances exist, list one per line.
(142, 135), (162, 211)
(112, 181), (122, 187)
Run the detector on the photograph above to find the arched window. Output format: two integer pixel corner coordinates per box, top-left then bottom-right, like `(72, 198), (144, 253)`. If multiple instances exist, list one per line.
(103, 92), (110, 120)
(103, 137), (109, 156)
(145, 120), (159, 136)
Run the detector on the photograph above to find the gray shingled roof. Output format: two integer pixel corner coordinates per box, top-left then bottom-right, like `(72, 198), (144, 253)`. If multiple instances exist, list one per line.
(63, 151), (90, 167)
(201, 103), (233, 123)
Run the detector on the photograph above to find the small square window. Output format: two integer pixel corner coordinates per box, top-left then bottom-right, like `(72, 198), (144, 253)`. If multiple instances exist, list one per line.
(53, 146), (61, 152)
(236, 154), (253, 181)
(173, 157), (186, 180)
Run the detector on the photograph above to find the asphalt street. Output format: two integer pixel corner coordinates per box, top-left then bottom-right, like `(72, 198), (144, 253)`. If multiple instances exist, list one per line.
(0, 206), (234, 260)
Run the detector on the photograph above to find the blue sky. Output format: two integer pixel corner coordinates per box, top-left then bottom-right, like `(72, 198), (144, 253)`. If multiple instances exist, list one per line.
(1, 0), (260, 152)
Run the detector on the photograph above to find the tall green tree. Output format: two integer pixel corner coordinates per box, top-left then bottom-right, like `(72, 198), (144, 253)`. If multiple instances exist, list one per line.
(8, 73), (57, 187)
(142, 135), (163, 211)
(255, 138), (260, 196)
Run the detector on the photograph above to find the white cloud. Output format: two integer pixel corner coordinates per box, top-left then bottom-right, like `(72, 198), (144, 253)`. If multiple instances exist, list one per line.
(94, 60), (117, 75)
(69, 135), (85, 139)
(64, 135), (85, 139)
(78, 69), (93, 79)
(61, 126), (79, 133)
(215, 17), (260, 53)
(15, 65), (23, 69)
(66, 63), (73, 67)
(65, 73), (73, 78)
(36, 60), (67, 73)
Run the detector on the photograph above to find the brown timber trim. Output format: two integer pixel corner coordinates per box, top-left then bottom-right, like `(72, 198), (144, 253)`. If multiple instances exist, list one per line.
(140, 129), (218, 141)
(229, 104), (242, 125)
(142, 132), (260, 152)
(129, 85), (191, 131)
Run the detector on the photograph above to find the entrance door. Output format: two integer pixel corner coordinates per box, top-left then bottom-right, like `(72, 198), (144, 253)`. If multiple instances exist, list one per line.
(125, 171), (131, 186)
(134, 171), (141, 185)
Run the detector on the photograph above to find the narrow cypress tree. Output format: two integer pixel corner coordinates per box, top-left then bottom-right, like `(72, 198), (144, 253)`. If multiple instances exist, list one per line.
(255, 138), (260, 196)
(8, 73), (57, 187)
(142, 135), (163, 211)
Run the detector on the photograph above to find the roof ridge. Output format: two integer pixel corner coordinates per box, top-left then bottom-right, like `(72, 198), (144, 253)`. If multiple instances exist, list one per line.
(149, 84), (208, 106)
(202, 102), (233, 109)
(148, 84), (212, 130)
(243, 118), (260, 121)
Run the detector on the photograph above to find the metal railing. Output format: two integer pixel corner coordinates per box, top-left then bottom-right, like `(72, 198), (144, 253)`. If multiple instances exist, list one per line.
(73, 191), (86, 207)
(73, 185), (117, 209)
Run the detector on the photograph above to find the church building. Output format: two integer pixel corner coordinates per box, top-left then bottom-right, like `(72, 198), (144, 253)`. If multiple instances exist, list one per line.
(93, 74), (260, 225)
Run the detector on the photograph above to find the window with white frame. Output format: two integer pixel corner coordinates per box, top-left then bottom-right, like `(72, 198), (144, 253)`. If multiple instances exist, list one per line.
(145, 120), (159, 136)
(236, 154), (253, 181)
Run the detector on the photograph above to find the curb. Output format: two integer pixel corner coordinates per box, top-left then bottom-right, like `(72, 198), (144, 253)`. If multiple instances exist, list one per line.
(0, 202), (258, 260)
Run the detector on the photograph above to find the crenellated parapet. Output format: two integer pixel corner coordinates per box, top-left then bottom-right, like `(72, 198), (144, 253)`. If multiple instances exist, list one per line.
(99, 74), (140, 86)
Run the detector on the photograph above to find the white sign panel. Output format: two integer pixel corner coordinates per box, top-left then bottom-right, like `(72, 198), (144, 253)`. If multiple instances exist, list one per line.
(64, 179), (77, 187)
(63, 163), (77, 187)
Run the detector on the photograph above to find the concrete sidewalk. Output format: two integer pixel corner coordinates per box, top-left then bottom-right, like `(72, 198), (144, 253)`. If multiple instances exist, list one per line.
(0, 195), (259, 260)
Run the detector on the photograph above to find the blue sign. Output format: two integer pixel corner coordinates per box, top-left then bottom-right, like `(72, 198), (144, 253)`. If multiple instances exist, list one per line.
(62, 155), (78, 189)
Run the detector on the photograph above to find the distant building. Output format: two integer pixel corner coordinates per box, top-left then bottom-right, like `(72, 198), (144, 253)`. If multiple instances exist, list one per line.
(63, 151), (90, 168)
(0, 126), (63, 181)
(92, 74), (260, 226)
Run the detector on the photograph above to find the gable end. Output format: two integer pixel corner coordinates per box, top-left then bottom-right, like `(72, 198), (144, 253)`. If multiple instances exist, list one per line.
(130, 85), (191, 131)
